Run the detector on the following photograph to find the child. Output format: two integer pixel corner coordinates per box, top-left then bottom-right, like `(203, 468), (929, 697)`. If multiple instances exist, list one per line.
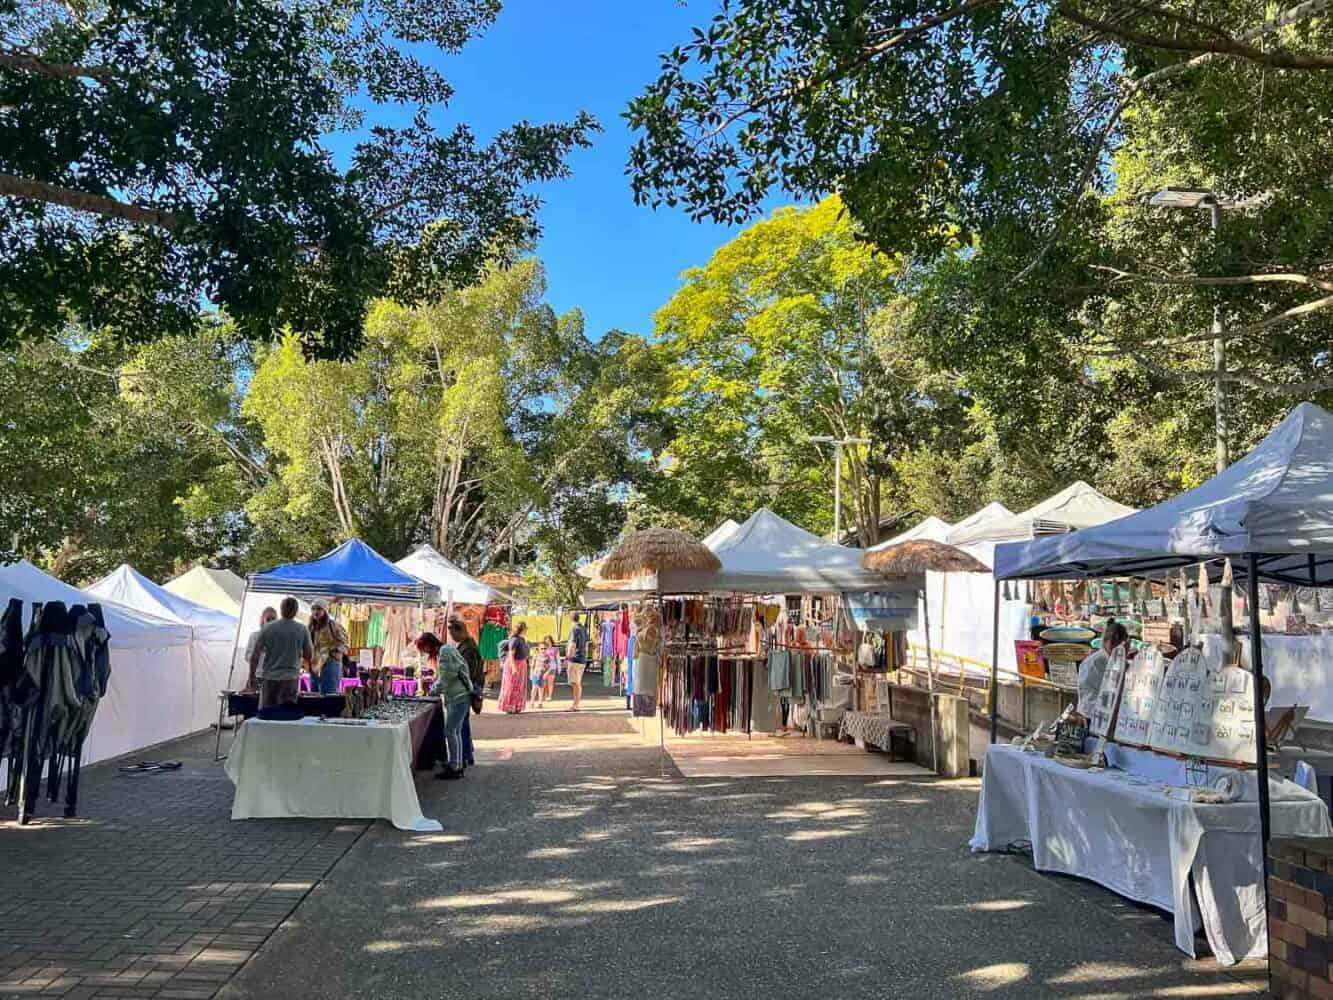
(542, 635), (561, 705)
(528, 642), (549, 707)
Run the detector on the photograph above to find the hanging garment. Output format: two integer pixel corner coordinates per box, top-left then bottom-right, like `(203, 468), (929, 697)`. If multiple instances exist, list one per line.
(614, 608), (630, 659)
(768, 649), (791, 692)
(600, 619), (616, 659)
(478, 622), (506, 661)
(366, 609), (387, 648)
(15, 602), (82, 760)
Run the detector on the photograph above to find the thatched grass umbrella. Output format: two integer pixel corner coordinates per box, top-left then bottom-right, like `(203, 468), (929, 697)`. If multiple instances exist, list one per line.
(862, 539), (988, 576)
(601, 527), (720, 580)
(863, 539), (989, 773)
(479, 570), (527, 590)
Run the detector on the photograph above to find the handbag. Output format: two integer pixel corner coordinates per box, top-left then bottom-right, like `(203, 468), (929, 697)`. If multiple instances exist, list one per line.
(471, 693), (484, 715)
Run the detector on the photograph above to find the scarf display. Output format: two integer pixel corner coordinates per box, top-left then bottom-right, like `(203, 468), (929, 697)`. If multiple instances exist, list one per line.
(661, 653), (756, 736)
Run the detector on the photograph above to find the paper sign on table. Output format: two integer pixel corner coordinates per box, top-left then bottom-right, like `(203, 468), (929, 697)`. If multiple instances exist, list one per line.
(1113, 644), (1166, 746)
(1147, 648), (1256, 764)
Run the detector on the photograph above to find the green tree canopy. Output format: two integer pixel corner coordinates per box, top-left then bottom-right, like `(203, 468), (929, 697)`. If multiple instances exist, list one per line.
(641, 197), (969, 545)
(2, 0), (595, 356)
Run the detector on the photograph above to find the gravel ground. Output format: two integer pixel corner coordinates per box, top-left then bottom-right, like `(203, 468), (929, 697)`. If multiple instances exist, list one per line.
(217, 684), (1268, 1000)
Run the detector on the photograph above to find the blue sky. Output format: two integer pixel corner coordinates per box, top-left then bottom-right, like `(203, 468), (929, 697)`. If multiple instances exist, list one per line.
(406, 0), (781, 340)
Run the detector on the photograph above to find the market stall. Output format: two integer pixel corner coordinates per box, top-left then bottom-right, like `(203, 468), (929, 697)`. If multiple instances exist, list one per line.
(221, 539), (442, 829)
(595, 511), (921, 746)
(162, 565), (247, 617)
(976, 401), (1333, 964)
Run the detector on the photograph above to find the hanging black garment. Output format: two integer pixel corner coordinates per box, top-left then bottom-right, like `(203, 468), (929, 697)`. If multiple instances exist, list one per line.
(0, 597), (23, 757)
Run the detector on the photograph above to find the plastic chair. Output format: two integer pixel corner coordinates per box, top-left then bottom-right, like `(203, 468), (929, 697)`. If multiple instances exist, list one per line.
(1295, 760), (1318, 795)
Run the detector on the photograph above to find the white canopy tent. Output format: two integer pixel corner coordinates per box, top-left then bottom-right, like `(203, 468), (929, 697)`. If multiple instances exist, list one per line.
(162, 565), (246, 616)
(990, 401), (1333, 849)
(949, 482), (1136, 548)
(869, 515), (953, 550)
(88, 565), (238, 737)
(904, 489), (1137, 675)
(395, 544), (509, 606)
(0, 561), (198, 765)
(658, 508), (901, 595)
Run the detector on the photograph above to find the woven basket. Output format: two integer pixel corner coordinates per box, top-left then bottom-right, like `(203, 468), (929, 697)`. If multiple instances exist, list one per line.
(1040, 626), (1096, 643)
(1042, 642), (1092, 663)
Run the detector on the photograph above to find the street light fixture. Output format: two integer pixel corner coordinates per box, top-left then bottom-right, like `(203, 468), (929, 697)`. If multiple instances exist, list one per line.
(809, 435), (871, 542)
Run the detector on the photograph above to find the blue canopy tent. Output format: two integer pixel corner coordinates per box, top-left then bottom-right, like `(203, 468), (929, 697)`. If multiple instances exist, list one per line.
(247, 539), (440, 604)
(215, 540), (440, 760)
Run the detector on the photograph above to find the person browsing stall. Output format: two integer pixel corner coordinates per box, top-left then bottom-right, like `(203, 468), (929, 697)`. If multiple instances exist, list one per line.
(419, 632), (473, 780)
(1077, 620), (1130, 716)
(448, 618), (484, 769)
(243, 606), (278, 691)
(248, 597), (313, 708)
(308, 600), (349, 695)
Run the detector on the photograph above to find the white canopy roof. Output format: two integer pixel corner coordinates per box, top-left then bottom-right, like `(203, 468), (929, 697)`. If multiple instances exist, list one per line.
(994, 402), (1333, 585)
(701, 518), (742, 549)
(948, 483), (1134, 546)
(89, 564), (238, 642)
(395, 544), (508, 605)
(659, 508), (908, 594)
(0, 560), (192, 650)
(162, 565), (246, 616)
(871, 515), (953, 551)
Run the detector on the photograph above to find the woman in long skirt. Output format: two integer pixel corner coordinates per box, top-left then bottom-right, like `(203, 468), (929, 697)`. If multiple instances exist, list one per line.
(497, 622), (531, 714)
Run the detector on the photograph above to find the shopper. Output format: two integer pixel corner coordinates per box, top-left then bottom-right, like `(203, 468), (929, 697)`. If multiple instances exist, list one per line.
(496, 622), (530, 714)
(243, 606), (278, 691)
(247, 597), (313, 708)
(448, 618), (484, 768)
(542, 634), (560, 705)
(567, 614), (588, 710)
(420, 632), (473, 780)
(308, 600), (349, 695)
(1077, 620), (1130, 716)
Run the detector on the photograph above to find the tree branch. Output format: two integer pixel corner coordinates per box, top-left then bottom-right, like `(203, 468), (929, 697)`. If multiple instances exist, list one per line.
(0, 172), (181, 230)
(1058, 4), (1333, 67)
(703, 0), (1002, 140)
(1017, 0), (1333, 278)
(0, 48), (113, 84)
(1127, 351), (1333, 395)
(1092, 264), (1333, 294)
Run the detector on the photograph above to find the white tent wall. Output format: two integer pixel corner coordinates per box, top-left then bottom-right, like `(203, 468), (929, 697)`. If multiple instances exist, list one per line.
(0, 561), (202, 769)
(905, 547), (1030, 675)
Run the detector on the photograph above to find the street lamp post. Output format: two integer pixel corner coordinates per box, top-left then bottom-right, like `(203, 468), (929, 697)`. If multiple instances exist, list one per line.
(1150, 187), (1266, 660)
(809, 435), (871, 542)
(1148, 187), (1231, 474)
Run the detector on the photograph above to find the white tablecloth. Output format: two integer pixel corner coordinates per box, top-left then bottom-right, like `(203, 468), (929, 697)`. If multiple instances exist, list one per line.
(224, 716), (442, 832)
(971, 744), (1332, 964)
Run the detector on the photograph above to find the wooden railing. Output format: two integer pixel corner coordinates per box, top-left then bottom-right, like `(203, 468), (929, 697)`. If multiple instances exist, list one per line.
(903, 642), (1078, 729)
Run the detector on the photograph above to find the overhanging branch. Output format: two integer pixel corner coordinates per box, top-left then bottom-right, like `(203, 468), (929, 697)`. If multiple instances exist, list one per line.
(0, 173), (181, 230)
(0, 48), (112, 84)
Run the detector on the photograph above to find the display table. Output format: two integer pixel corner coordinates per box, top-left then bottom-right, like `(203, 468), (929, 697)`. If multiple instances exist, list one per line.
(972, 744), (1332, 964)
(839, 711), (913, 757)
(224, 710), (442, 833)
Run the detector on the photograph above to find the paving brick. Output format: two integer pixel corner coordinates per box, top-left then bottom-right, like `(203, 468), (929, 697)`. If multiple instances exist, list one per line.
(0, 732), (367, 1000)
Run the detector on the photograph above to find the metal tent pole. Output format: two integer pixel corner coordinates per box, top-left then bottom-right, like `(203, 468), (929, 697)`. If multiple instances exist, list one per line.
(215, 580), (251, 761)
(1247, 554), (1272, 848)
(989, 577), (1001, 744)
(1246, 553), (1273, 996)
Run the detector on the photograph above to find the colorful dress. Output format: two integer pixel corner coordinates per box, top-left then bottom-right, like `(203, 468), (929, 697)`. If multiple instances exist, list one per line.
(497, 638), (528, 713)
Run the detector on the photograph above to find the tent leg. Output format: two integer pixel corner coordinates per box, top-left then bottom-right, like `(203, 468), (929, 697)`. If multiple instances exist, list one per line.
(1247, 553), (1273, 996)
(989, 578), (1001, 744)
(64, 740), (84, 818)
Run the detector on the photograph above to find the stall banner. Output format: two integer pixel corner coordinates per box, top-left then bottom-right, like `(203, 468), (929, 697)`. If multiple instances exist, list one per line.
(1014, 639), (1044, 680)
(844, 590), (919, 632)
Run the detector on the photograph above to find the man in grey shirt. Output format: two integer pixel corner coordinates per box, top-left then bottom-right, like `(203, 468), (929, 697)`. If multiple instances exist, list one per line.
(249, 597), (313, 708)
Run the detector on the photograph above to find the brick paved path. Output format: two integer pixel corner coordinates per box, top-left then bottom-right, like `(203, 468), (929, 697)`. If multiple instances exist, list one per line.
(0, 733), (368, 999)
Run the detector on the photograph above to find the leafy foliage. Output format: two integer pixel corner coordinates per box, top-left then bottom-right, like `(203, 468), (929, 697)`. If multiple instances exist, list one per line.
(1, 0), (596, 357)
